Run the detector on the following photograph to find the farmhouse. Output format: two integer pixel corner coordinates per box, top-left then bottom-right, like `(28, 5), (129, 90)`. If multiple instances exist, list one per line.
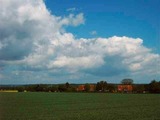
(76, 85), (85, 91)
(76, 84), (95, 92)
(118, 85), (133, 93)
(89, 85), (95, 91)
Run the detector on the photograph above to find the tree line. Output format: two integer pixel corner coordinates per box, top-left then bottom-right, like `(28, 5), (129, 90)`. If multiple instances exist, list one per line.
(0, 80), (160, 93)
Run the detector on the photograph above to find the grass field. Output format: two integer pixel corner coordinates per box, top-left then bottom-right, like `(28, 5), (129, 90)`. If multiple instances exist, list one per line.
(0, 93), (160, 120)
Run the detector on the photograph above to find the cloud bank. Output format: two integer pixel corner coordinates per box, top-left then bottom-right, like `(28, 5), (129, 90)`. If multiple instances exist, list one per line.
(0, 0), (159, 84)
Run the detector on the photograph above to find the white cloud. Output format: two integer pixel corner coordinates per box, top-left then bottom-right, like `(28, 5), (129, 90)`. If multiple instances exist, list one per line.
(0, 0), (159, 84)
(67, 7), (76, 12)
(47, 55), (104, 70)
(90, 31), (97, 35)
(21, 35), (160, 79)
(59, 13), (85, 26)
(0, 0), (84, 61)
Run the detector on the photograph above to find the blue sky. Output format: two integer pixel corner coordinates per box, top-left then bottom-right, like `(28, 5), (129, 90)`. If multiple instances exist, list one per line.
(0, 0), (159, 84)
(46, 0), (160, 53)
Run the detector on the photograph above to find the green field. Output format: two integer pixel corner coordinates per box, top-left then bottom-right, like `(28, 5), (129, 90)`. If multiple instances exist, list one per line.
(0, 93), (160, 120)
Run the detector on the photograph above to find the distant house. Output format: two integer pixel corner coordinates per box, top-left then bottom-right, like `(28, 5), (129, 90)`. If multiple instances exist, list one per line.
(76, 84), (95, 92)
(118, 85), (133, 93)
(77, 85), (85, 91)
(89, 85), (95, 92)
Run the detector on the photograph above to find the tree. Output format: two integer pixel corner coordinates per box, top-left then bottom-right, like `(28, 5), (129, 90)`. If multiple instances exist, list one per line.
(58, 84), (66, 92)
(96, 82), (101, 91)
(17, 87), (24, 92)
(84, 83), (90, 92)
(35, 84), (44, 92)
(133, 85), (145, 93)
(107, 84), (115, 93)
(149, 80), (160, 93)
(65, 82), (70, 89)
(50, 86), (58, 92)
(96, 81), (107, 92)
(121, 79), (133, 85)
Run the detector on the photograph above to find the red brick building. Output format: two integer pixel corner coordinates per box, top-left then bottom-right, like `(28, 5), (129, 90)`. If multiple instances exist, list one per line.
(76, 85), (85, 91)
(76, 85), (95, 92)
(89, 85), (95, 91)
(118, 85), (133, 92)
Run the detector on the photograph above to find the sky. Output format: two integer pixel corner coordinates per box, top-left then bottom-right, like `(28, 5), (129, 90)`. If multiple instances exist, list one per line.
(0, 0), (159, 84)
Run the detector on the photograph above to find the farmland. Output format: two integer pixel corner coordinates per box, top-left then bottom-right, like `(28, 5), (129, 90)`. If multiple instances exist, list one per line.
(0, 93), (160, 120)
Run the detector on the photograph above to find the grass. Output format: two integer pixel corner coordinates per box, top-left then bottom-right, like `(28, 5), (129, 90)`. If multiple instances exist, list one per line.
(0, 93), (160, 120)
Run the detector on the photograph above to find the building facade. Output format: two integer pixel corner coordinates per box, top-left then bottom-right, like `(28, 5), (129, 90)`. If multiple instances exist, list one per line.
(118, 85), (133, 93)
(76, 84), (95, 92)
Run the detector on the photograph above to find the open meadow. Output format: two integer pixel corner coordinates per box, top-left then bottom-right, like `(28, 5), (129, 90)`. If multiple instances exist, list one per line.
(0, 93), (160, 120)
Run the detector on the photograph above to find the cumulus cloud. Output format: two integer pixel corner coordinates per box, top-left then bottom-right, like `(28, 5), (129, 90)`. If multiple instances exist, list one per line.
(59, 13), (85, 26)
(0, 0), (159, 84)
(0, 0), (84, 61)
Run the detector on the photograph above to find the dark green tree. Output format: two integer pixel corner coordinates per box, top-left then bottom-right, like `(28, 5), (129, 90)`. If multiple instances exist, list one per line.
(121, 79), (133, 85)
(17, 87), (24, 92)
(58, 84), (66, 92)
(96, 82), (101, 91)
(65, 82), (70, 89)
(84, 83), (90, 92)
(35, 85), (44, 92)
(133, 85), (145, 93)
(149, 80), (160, 93)
(96, 81), (107, 92)
(50, 86), (58, 92)
(107, 84), (115, 92)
